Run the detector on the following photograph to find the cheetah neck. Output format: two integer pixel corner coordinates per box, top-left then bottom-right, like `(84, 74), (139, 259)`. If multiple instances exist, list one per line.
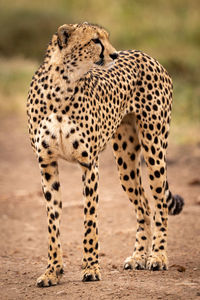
(64, 62), (93, 83)
(46, 46), (94, 85)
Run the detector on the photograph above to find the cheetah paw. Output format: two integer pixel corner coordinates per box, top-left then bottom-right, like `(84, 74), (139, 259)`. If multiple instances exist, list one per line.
(124, 254), (146, 270)
(36, 268), (64, 287)
(146, 253), (168, 271)
(82, 266), (101, 282)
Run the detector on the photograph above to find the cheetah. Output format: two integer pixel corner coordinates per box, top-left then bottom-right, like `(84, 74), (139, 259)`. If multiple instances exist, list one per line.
(27, 22), (184, 287)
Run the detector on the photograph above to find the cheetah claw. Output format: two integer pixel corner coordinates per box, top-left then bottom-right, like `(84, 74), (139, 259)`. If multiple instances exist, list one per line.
(124, 254), (146, 270)
(82, 266), (101, 282)
(37, 276), (58, 287)
(146, 253), (168, 271)
(36, 268), (64, 287)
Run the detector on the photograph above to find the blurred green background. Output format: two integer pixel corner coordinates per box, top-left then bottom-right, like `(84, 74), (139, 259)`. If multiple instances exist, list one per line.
(0, 0), (199, 143)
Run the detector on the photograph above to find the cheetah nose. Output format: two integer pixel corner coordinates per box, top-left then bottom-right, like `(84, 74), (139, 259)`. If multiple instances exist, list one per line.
(109, 53), (118, 60)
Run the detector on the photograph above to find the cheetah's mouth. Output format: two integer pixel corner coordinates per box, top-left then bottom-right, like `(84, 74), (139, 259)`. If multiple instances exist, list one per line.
(95, 57), (105, 66)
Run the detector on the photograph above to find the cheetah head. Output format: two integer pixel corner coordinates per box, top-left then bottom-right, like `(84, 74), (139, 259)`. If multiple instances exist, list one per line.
(56, 23), (118, 69)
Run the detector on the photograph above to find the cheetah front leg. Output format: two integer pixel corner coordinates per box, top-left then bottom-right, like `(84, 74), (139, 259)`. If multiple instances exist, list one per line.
(112, 115), (151, 270)
(81, 158), (101, 281)
(37, 160), (63, 287)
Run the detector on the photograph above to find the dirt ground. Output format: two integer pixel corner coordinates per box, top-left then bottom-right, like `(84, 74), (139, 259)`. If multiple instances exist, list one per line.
(0, 116), (200, 300)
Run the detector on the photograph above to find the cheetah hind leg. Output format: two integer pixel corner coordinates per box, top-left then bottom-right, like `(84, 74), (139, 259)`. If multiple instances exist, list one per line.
(139, 127), (170, 271)
(112, 114), (151, 271)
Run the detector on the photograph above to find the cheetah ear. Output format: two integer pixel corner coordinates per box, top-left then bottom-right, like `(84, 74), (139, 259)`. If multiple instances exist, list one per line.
(57, 24), (76, 48)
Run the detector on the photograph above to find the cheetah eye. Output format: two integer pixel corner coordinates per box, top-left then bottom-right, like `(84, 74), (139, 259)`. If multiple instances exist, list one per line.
(92, 38), (101, 44)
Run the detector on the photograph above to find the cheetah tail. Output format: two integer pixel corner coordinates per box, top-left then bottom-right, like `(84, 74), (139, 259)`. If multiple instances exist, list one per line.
(165, 181), (184, 215)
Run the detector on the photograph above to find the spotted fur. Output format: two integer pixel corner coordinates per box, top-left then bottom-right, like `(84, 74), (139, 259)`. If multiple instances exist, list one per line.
(27, 23), (184, 286)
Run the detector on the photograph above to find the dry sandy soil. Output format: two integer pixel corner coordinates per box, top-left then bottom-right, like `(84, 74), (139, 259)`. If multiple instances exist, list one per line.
(0, 116), (200, 300)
